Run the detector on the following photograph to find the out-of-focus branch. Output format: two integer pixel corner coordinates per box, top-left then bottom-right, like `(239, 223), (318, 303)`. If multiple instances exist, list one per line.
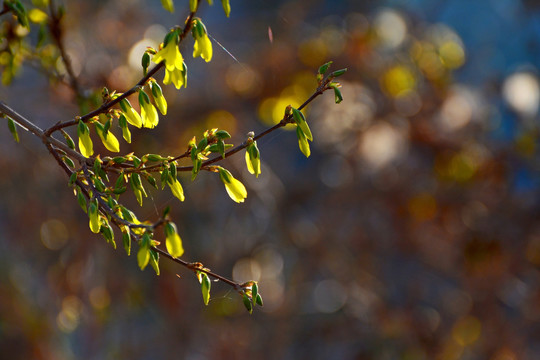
(48, 0), (83, 102)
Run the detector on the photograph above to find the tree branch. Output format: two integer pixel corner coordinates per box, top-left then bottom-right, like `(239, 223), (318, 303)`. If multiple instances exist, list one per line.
(0, 101), (88, 164)
(44, 10), (199, 136)
(48, 0), (84, 102)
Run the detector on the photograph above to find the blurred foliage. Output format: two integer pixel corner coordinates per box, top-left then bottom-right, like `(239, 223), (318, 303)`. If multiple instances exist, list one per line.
(2, 0), (540, 359)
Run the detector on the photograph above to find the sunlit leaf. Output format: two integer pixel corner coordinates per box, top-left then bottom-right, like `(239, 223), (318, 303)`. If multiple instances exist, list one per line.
(150, 80), (167, 115)
(119, 99), (142, 128)
(221, 0), (230, 17)
(137, 232), (151, 270)
(77, 121), (93, 157)
(95, 122), (120, 152)
(118, 114), (131, 143)
(245, 141), (261, 177)
(200, 272), (211, 305)
(165, 222), (184, 258)
(88, 200), (100, 234)
(167, 178), (185, 202)
(296, 126), (311, 158)
(139, 90), (159, 128)
(218, 167), (247, 203)
(160, 0), (174, 13)
(28, 8), (47, 23)
(189, 0), (197, 12)
(292, 107), (312, 141)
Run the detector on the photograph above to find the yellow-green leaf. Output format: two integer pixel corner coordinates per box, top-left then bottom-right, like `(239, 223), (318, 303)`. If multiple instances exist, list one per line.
(167, 178), (185, 202)
(296, 126), (311, 158)
(245, 141), (261, 177)
(292, 108), (313, 141)
(218, 167), (247, 203)
(160, 0), (174, 12)
(189, 0), (197, 12)
(165, 222), (184, 258)
(201, 272), (211, 305)
(137, 232), (151, 270)
(118, 114), (132, 143)
(221, 0), (230, 17)
(78, 121), (94, 157)
(119, 99), (142, 128)
(28, 8), (47, 23)
(150, 80), (167, 115)
(139, 90), (159, 128)
(88, 201), (100, 234)
(95, 123), (120, 152)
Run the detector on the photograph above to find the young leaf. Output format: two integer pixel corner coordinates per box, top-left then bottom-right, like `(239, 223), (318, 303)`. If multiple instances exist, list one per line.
(164, 222), (184, 258)
(189, 0), (197, 12)
(160, 0), (174, 13)
(141, 52), (151, 76)
(255, 293), (264, 306)
(63, 156), (75, 168)
(119, 99), (143, 128)
(221, 0), (231, 17)
(101, 220), (116, 249)
(77, 120), (94, 157)
(292, 108), (313, 141)
(245, 141), (261, 178)
(7, 117), (19, 143)
(137, 232), (151, 270)
(252, 282), (259, 304)
(217, 167), (247, 203)
(88, 200), (100, 234)
(160, 167), (169, 189)
(150, 248), (160, 275)
(76, 187), (87, 213)
(139, 90), (159, 128)
(167, 178), (185, 202)
(242, 293), (253, 314)
(330, 68), (348, 78)
(118, 114), (132, 143)
(296, 126), (311, 158)
(333, 86), (343, 104)
(150, 80), (167, 115)
(200, 272), (211, 305)
(95, 123), (120, 152)
(318, 61), (332, 75)
(122, 228), (131, 256)
(129, 173), (147, 206)
(60, 129), (76, 149)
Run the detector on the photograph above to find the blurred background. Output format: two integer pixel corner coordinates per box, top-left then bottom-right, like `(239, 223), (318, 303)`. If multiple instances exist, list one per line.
(1, 0), (540, 359)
